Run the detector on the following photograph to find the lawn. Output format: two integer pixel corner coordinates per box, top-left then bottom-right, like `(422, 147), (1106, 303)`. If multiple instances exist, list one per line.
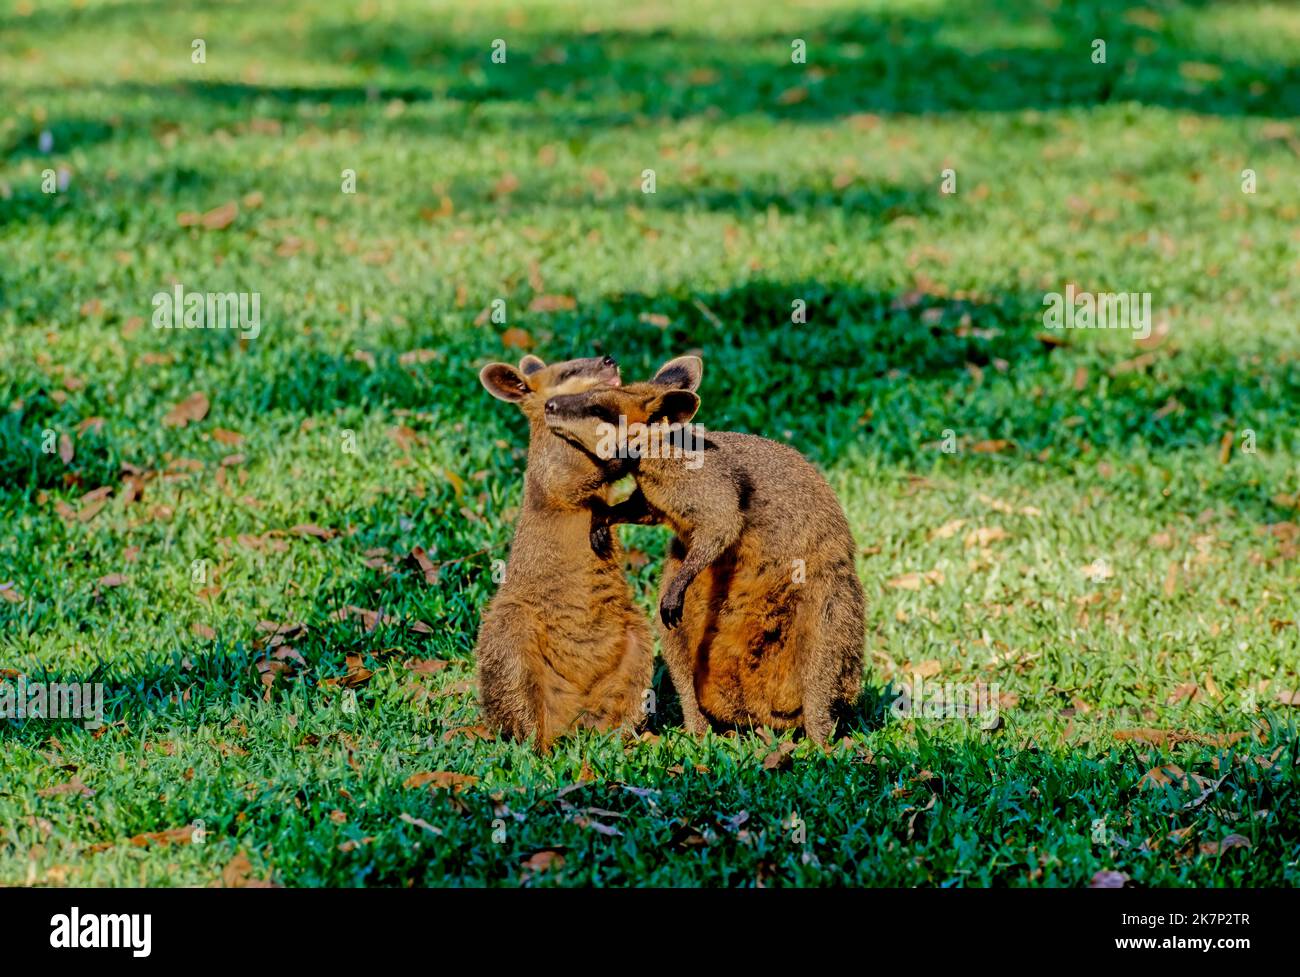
(1, 0), (1298, 887)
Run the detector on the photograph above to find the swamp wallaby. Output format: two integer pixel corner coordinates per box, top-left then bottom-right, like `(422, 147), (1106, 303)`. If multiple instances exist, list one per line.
(543, 357), (865, 744)
(475, 354), (653, 751)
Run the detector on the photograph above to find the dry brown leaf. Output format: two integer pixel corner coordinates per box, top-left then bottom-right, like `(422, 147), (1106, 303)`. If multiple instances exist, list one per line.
(403, 771), (479, 793)
(519, 850), (565, 875)
(930, 519), (966, 540)
(323, 654), (373, 689)
(291, 523), (336, 540)
(527, 294), (576, 314)
(501, 327), (533, 349)
(407, 658), (449, 676)
(762, 740), (797, 772)
(441, 724), (493, 744)
(200, 200), (238, 230)
(162, 392), (210, 428)
(1114, 728), (1246, 748)
(1200, 833), (1251, 857)
(964, 526), (1010, 549)
(408, 546), (439, 584)
(492, 172), (520, 197)
(37, 777), (94, 798)
(887, 569), (944, 590)
(129, 827), (194, 847)
(1090, 869), (1129, 888)
(399, 348), (443, 365)
(220, 853), (253, 887)
(1140, 763), (1191, 791)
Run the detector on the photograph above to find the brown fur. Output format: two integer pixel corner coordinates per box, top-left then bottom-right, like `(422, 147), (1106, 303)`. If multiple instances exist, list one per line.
(475, 354), (653, 751)
(544, 357), (866, 745)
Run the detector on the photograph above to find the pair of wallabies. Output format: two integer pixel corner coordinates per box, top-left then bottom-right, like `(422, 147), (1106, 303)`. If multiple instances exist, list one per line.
(475, 353), (866, 750)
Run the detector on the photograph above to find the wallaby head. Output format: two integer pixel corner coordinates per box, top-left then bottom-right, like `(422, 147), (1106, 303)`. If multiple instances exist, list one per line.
(543, 355), (702, 460)
(479, 353), (626, 509)
(479, 354), (622, 424)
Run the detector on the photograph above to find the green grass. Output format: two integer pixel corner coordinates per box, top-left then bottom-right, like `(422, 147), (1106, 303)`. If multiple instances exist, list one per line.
(2, 0), (1299, 887)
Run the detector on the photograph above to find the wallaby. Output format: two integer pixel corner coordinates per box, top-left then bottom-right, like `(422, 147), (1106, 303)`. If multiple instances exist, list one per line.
(475, 353), (653, 751)
(543, 357), (866, 744)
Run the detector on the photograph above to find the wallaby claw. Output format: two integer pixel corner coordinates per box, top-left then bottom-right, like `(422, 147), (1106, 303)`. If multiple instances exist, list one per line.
(659, 591), (684, 629)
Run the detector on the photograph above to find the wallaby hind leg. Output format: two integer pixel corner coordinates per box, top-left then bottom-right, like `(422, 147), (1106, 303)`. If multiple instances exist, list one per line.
(618, 620), (657, 733)
(475, 608), (546, 747)
(659, 623), (708, 735)
(658, 544), (709, 735)
(800, 574), (867, 746)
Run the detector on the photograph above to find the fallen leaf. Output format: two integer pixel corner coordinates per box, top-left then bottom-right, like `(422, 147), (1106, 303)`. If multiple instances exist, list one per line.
(407, 658), (450, 677)
(527, 294), (576, 314)
(501, 327), (533, 349)
(492, 172), (520, 197)
(442, 724), (494, 743)
(323, 654), (373, 689)
(1140, 763), (1191, 790)
(408, 546), (439, 584)
(762, 740), (797, 772)
(887, 569), (944, 590)
(1114, 728), (1246, 748)
(519, 850), (565, 875)
(37, 777), (94, 798)
(129, 827), (193, 847)
(200, 200), (238, 230)
(930, 519), (966, 540)
(964, 526), (1010, 549)
(398, 812), (443, 836)
(291, 523), (334, 541)
(1090, 869), (1129, 888)
(403, 771), (479, 793)
(162, 392), (210, 428)
(220, 853), (253, 887)
(969, 439), (1014, 454)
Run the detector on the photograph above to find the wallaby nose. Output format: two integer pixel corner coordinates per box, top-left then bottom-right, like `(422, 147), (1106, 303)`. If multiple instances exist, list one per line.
(544, 399), (557, 414)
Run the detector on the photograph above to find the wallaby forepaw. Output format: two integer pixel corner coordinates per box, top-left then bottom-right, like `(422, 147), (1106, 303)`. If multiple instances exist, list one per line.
(659, 592), (684, 629)
(589, 523), (612, 558)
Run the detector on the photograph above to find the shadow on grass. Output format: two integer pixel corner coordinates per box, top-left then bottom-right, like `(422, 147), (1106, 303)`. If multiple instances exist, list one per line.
(297, 0), (1299, 122)
(9, 0), (1297, 127)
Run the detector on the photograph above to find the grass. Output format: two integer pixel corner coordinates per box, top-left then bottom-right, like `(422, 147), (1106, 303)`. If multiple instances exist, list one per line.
(1, 0), (1298, 887)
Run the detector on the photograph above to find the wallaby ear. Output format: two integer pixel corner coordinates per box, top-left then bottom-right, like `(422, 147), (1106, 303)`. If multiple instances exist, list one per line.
(649, 389), (700, 426)
(519, 354), (546, 376)
(651, 355), (703, 391)
(480, 363), (531, 403)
